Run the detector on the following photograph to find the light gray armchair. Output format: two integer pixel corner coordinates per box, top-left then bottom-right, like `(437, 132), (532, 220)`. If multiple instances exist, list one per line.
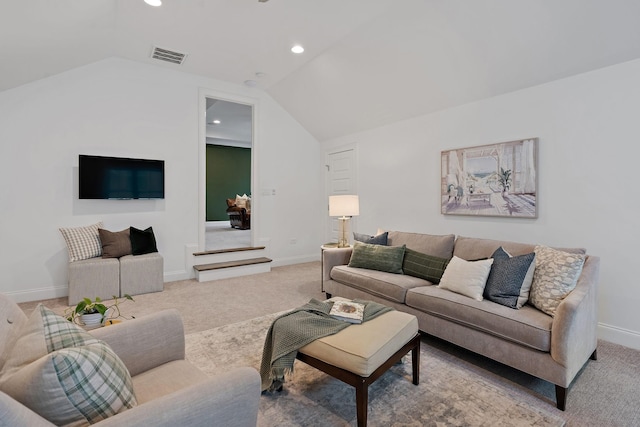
(0, 293), (260, 426)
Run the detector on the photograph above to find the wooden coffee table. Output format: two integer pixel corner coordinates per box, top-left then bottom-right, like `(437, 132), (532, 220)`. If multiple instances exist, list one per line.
(294, 306), (420, 427)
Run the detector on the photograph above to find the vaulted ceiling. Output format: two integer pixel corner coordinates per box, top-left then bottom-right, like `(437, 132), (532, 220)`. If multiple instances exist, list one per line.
(3, 0), (640, 141)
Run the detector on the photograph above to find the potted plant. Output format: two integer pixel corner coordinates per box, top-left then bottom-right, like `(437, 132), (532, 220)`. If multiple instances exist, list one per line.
(66, 294), (134, 327)
(498, 168), (512, 195)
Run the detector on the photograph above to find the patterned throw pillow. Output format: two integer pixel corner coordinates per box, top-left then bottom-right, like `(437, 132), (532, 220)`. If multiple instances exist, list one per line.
(0, 305), (137, 426)
(348, 241), (406, 274)
(483, 247), (536, 309)
(402, 248), (450, 284)
(438, 256), (494, 301)
(529, 245), (586, 317)
(353, 231), (388, 245)
(59, 222), (103, 262)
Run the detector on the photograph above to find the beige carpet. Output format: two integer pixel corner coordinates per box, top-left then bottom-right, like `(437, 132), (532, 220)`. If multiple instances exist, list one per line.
(186, 311), (565, 427)
(18, 261), (640, 426)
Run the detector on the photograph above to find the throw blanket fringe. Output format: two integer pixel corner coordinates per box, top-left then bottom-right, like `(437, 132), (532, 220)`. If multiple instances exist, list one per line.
(260, 298), (393, 392)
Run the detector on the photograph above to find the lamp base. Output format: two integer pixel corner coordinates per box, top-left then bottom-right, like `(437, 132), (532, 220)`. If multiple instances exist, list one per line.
(337, 216), (350, 248)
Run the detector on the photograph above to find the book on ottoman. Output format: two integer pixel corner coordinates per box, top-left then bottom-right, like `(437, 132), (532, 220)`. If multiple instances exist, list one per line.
(330, 300), (365, 324)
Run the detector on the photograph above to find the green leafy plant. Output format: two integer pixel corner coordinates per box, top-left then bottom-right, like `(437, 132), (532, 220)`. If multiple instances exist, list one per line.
(498, 168), (512, 191)
(65, 294), (135, 325)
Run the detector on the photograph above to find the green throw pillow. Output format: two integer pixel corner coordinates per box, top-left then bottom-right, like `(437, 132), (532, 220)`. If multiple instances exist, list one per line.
(348, 242), (406, 274)
(402, 248), (450, 284)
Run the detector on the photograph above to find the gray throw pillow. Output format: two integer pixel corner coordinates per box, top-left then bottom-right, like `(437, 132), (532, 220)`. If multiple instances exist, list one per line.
(402, 248), (450, 284)
(353, 231), (388, 245)
(484, 247), (536, 308)
(348, 242), (405, 274)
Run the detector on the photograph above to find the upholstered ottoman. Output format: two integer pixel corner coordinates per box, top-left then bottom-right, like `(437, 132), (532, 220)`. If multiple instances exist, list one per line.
(119, 252), (164, 296)
(297, 304), (420, 427)
(68, 257), (120, 305)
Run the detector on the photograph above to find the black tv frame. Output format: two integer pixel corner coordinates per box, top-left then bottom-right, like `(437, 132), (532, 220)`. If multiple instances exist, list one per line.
(79, 155), (165, 200)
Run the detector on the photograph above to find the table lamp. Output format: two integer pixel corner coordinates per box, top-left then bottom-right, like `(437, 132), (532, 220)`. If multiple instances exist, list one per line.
(329, 195), (360, 247)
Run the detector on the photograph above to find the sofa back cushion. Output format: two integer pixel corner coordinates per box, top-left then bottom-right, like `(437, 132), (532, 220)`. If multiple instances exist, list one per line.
(453, 236), (586, 260)
(387, 231), (455, 259)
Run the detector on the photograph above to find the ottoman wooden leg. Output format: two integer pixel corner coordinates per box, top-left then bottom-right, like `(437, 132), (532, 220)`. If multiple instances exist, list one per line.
(355, 380), (368, 427)
(412, 337), (420, 385)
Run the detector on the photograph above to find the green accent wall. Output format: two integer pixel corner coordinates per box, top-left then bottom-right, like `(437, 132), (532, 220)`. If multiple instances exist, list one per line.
(206, 145), (251, 221)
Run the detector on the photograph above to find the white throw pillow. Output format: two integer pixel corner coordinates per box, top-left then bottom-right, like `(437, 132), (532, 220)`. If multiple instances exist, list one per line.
(438, 256), (494, 301)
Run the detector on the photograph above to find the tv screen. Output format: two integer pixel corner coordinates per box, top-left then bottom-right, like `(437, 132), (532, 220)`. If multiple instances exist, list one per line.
(79, 155), (165, 199)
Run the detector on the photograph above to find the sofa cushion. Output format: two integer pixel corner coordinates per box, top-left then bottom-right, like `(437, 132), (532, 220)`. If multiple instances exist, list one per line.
(348, 242), (405, 274)
(330, 265), (430, 303)
(387, 231), (455, 259)
(453, 236), (585, 260)
(353, 231), (388, 245)
(438, 256), (494, 301)
(530, 245), (586, 317)
(406, 286), (553, 351)
(484, 248), (536, 309)
(99, 228), (132, 259)
(402, 248), (450, 284)
(59, 222), (104, 262)
(0, 305), (137, 426)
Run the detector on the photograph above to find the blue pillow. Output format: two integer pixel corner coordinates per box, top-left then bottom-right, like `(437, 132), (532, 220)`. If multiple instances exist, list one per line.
(353, 231), (388, 245)
(484, 247), (535, 308)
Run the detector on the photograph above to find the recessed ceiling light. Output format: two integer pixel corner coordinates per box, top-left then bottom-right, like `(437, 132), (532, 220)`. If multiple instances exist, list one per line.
(213, 120), (221, 124)
(145, 0), (162, 6)
(291, 45), (304, 54)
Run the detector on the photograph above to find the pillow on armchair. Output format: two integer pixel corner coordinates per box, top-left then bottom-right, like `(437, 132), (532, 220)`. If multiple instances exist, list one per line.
(0, 305), (137, 426)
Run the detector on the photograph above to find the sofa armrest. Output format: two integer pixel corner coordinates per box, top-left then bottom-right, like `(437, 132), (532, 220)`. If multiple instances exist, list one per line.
(90, 309), (185, 377)
(96, 367), (260, 427)
(0, 391), (55, 427)
(550, 255), (600, 369)
(322, 247), (353, 282)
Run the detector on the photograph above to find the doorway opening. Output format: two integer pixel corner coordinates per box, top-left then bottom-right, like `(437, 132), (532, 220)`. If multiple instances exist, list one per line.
(199, 92), (257, 251)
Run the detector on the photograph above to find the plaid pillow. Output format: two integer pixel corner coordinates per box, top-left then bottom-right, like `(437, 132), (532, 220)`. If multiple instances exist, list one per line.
(0, 305), (137, 426)
(402, 248), (450, 284)
(59, 222), (103, 262)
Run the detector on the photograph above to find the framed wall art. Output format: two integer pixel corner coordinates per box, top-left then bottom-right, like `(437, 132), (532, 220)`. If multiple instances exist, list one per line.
(441, 138), (538, 218)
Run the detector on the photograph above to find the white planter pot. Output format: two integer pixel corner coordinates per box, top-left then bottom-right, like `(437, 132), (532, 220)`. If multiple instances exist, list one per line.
(81, 313), (103, 327)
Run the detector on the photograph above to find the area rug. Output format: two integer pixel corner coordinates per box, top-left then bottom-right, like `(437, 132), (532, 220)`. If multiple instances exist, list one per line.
(185, 311), (565, 427)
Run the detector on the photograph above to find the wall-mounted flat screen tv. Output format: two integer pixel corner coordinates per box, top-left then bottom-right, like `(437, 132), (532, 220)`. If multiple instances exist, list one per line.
(79, 155), (165, 199)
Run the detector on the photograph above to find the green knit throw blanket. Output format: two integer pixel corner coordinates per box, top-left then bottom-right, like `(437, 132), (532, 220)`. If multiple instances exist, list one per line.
(260, 298), (393, 392)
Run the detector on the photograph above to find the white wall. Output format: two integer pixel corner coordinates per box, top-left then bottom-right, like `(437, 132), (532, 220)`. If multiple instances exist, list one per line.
(0, 57), (322, 302)
(322, 59), (640, 350)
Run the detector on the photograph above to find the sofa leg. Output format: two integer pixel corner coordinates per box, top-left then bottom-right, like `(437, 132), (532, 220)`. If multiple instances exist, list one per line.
(325, 292), (332, 299)
(590, 349), (598, 360)
(555, 385), (567, 411)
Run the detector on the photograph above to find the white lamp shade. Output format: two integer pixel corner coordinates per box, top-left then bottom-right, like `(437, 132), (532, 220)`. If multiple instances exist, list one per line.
(329, 195), (360, 217)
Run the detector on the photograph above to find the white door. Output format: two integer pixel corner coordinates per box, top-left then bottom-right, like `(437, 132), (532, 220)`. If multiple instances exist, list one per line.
(325, 147), (357, 244)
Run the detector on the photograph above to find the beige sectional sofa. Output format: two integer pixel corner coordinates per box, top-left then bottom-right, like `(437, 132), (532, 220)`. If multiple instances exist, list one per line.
(322, 231), (600, 410)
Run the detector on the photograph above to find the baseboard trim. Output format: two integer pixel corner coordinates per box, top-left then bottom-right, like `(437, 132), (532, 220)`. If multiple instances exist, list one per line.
(598, 322), (640, 350)
(5, 286), (68, 303)
(271, 254), (319, 268)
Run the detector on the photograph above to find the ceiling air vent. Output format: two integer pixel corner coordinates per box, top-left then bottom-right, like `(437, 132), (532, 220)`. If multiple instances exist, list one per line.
(151, 46), (187, 65)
